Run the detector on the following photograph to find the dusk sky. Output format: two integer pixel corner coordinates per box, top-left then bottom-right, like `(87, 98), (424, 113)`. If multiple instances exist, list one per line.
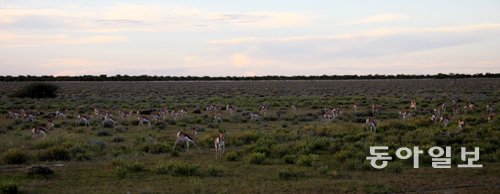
(1, 0), (499, 76)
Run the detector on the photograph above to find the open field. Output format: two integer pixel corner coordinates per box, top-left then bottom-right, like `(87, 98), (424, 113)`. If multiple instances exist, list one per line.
(0, 79), (499, 193)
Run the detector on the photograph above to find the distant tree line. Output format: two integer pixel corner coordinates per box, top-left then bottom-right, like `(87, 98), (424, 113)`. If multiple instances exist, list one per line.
(0, 73), (498, 81)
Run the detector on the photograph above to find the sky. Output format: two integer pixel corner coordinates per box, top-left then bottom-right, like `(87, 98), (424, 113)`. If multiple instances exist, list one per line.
(1, 0), (499, 76)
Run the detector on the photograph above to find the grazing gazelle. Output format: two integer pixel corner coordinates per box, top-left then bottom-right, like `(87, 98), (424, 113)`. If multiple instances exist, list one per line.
(102, 114), (116, 128)
(173, 127), (199, 151)
(138, 116), (151, 127)
(250, 112), (260, 121)
(75, 115), (91, 127)
(214, 129), (225, 158)
(366, 118), (377, 132)
(8, 111), (21, 120)
(55, 110), (67, 119)
(213, 115), (222, 124)
(32, 120), (54, 139)
(24, 113), (36, 122)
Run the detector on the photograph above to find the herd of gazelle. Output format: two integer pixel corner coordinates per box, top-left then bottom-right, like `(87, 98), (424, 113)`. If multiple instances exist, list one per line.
(6, 100), (496, 156)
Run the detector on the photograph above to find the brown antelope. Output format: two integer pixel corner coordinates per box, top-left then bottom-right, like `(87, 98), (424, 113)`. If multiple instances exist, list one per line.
(138, 116), (151, 127)
(213, 115), (222, 124)
(173, 127), (199, 151)
(32, 119), (54, 139)
(75, 115), (91, 127)
(440, 116), (449, 127)
(410, 100), (417, 111)
(214, 129), (225, 158)
(366, 118), (377, 132)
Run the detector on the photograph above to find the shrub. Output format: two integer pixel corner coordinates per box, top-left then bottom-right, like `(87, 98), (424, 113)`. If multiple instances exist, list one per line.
(246, 152), (266, 164)
(125, 161), (144, 172)
(225, 151), (238, 161)
(37, 146), (70, 161)
(3, 148), (29, 164)
(11, 83), (59, 98)
(111, 136), (125, 143)
(152, 161), (199, 176)
(207, 165), (224, 177)
(283, 154), (296, 164)
(141, 143), (170, 154)
(114, 166), (127, 178)
(296, 154), (319, 166)
(278, 168), (305, 180)
(27, 165), (54, 178)
(97, 130), (112, 136)
(0, 179), (18, 194)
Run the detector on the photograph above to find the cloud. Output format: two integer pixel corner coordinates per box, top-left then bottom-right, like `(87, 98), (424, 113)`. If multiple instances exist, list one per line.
(200, 22), (500, 75)
(0, 33), (128, 47)
(344, 14), (409, 25)
(0, 3), (310, 33)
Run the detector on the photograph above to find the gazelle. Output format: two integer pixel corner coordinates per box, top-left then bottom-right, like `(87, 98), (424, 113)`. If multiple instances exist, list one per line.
(488, 113), (494, 123)
(366, 118), (377, 132)
(102, 114), (116, 128)
(75, 115), (91, 127)
(259, 104), (268, 116)
(440, 116), (449, 127)
(486, 104), (494, 114)
(8, 111), (21, 120)
(250, 112), (260, 121)
(214, 129), (225, 158)
(457, 119), (465, 132)
(213, 115), (222, 124)
(138, 116), (151, 127)
(24, 114), (36, 122)
(226, 104), (236, 116)
(152, 113), (161, 123)
(431, 114), (437, 123)
(371, 104), (381, 116)
(32, 120), (54, 139)
(55, 110), (67, 119)
(399, 110), (411, 120)
(173, 127), (199, 151)
(410, 100), (417, 111)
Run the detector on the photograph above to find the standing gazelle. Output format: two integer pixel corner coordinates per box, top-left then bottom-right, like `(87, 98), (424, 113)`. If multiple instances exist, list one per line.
(366, 118), (377, 132)
(173, 127), (199, 151)
(214, 129), (225, 158)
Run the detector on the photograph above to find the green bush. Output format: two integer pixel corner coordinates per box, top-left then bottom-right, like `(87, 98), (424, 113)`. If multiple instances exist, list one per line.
(11, 83), (59, 98)
(296, 154), (319, 166)
(246, 152), (266, 164)
(225, 151), (238, 161)
(141, 143), (170, 154)
(152, 161), (199, 176)
(0, 179), (18, 194)
(278, 168), (304, 180)
(3, 148), (29, 164)
(283, 154), (296, 164)
(207, 164), (224, 177)
(27, 165), (54, 178)
(37, 146), (70, 161)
